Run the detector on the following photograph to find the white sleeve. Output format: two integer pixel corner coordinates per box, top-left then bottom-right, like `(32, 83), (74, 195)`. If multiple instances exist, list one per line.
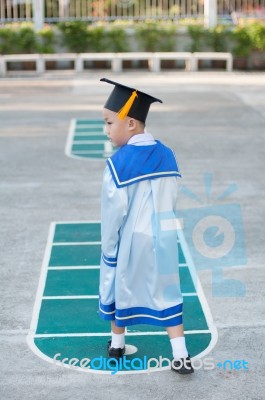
(100, 166), (128, 267)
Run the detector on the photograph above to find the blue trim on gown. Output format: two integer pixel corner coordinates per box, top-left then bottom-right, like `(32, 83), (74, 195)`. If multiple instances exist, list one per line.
(99, 140), (183, 327)
(107, 141), (181, 188)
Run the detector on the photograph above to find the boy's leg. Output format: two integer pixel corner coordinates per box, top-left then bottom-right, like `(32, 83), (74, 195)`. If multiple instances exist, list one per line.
(166, 324), (194, 374)
(111, 320), (125, 335)
(110, 320), (125, 349)
(166, 324), (184, 339)
(166, 324), (188, 359)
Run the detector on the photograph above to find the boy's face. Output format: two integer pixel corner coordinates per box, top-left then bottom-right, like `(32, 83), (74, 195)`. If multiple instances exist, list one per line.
(103, 108), (135, 147)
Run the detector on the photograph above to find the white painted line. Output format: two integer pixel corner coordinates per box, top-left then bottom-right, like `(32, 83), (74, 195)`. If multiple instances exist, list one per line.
(42, 293), (196, 300)
(55, 220), (101, 224)
(74, 132), (105, 136)
(32, 332), (114, 338)
(42, 295), (99, 300)
(27, 222), (57, 362)
(76, 128), (103, 131)
(75, 124), (103, 129)
(65, 119), (106, 161)
(32, 329), (210, 338)
(72, 150), (104, 155)
(28, 223), (55, 335)
(68, 153), (97, 160)
(72, 140), (106, 145)
(28, 221), (217, 375)
(65, 118), (76, 159)
(52, 241), (101, 246)
(177, 228), (218, 360)
(48, 266), (100, 270)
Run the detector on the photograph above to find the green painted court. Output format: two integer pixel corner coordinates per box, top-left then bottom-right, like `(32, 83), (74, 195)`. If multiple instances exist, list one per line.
(65, 119), (116, 160)
(28, 221), (217, 374)
(28, 118), (218, 374)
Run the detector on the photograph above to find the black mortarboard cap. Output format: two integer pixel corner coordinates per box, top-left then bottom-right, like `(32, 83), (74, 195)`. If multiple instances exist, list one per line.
(100, 78), (162, 123)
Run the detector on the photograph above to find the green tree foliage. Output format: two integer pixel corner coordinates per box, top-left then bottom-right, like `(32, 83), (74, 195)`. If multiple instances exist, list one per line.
(135, 21), (177, 52)
(57, 21), (90, 53)
(37, 26), (56, 54)
(204, 25), (231, 52)
(187, 25), (205, 52)
(231, 26), (253, 57)
(247, 23), (265, 51)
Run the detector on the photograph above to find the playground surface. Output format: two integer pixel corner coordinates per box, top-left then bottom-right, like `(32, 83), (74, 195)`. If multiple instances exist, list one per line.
(1, 70), (265, 399)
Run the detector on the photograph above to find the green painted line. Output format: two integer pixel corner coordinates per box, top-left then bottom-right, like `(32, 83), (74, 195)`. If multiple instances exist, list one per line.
(179, 267), (196, 292)
(75, 127), (104, 133)
(72, 144), (104, 151)
(179, 246), (185, 264)
(126, 298), (207, 333)
(36, 299), (108, 334)
(66, 119), (116, 160)
(43, 268), (195, 298)
(54, 223), (101, 243)
(44, 269), (100, 297)
(49, 243), (184, 267)
(74, 135), (107, 141)
(183, 297), (208, 330)
(28, 222), (218, 374)
(72, 153), (108, 159)
(76, 120), (103, 125)
(49, 244), (101, 266)
(36, 296), (207, 335)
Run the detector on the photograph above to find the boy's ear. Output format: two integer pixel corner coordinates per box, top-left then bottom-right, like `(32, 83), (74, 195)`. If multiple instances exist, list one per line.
(128, 118), (137, 130)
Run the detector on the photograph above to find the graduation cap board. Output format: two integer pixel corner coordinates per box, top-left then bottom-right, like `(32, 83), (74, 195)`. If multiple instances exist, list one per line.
(27, 221), (218, 375)
(65, 79), (162, 160)
(100, 78), (162, 123)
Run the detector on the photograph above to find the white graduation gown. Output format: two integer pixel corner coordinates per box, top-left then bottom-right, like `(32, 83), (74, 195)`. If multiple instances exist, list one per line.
(99, 133), (183, 327)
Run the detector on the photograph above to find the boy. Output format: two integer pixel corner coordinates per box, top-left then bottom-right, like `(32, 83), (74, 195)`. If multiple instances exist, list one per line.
(99, 78), (194, 375)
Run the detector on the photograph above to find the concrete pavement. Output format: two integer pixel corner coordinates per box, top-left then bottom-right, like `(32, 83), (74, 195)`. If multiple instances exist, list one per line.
(0, 71), (265, 400)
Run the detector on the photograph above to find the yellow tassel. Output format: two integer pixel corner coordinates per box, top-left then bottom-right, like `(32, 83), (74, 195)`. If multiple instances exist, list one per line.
(117, 90), (138, 120)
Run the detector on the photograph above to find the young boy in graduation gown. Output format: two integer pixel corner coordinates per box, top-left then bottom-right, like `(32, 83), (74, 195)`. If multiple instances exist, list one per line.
(99, 78), (194, 374)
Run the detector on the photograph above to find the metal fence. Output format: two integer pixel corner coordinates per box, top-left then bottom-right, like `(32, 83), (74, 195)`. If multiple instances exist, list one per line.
(1, 0), (265, 23)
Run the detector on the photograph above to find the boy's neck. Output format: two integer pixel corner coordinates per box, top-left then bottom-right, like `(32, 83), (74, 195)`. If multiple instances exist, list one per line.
(127, 131), (145, 142)
(127, 132), (155, 146)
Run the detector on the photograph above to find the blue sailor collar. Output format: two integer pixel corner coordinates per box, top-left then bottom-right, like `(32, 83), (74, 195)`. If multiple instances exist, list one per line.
(106, 140), (181, 188)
